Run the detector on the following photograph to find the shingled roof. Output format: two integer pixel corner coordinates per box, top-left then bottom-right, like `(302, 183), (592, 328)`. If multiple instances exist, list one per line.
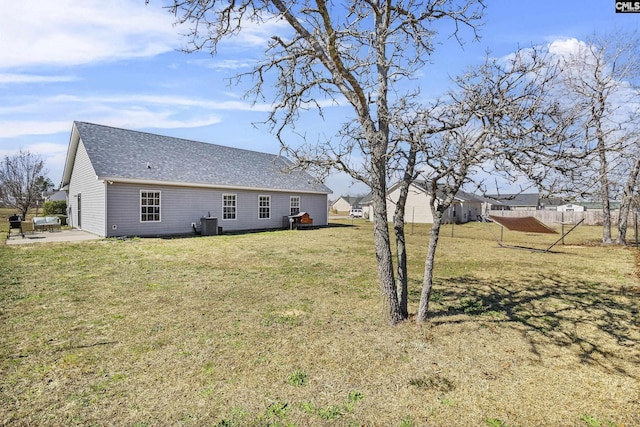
(62, 122), (331, 194)
(486, 193), (539, 208)
(412, 180), (489, 203)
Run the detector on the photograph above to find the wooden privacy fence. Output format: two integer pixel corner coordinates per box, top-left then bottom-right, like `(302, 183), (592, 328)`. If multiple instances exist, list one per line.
(488, 209), (638, 227)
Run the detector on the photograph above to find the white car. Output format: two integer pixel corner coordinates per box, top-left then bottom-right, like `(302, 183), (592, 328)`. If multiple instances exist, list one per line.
(349, 208), (363, 218)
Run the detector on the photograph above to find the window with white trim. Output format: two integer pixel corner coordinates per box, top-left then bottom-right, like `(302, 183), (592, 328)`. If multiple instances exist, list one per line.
(290, 196), (300, 215)
(140, 191), (161, 222)
(258, 195), (270, 219)
(223, 194), (237, 220)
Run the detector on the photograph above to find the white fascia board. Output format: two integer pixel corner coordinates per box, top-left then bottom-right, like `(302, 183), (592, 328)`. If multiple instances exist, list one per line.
(61, 123), (80, 187)
(99, 176), (331, 195)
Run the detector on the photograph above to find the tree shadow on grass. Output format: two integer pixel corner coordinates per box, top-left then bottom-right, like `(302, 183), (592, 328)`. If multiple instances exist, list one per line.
(421, 275), (640, 378)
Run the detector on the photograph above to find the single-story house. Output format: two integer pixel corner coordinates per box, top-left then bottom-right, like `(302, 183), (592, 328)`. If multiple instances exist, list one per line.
(331, 195), (366, 213)
(383, 180), (486, 224)
(61, 121), (332, 237)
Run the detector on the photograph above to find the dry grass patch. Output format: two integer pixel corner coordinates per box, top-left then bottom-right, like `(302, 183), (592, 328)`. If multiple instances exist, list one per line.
(1, 219), (638, 426)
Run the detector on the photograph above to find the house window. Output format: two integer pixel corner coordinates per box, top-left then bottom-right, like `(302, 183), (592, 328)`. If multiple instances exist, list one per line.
(290, 196), (300, 215)
(223, 194), (237, 220)
(259, 195), (270, 219)
(141, 191), (161, 222)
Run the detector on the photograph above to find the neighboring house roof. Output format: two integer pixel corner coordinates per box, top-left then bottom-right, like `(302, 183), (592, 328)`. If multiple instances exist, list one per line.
(442, 187), (488, 204)
(46, 190), (67, 202)
(331, 195), (369, 209)
(486, 193), (539, 208)
(61, 121), (332, 194)
(576, 201), (622, 210)
(359, 193), (373, 205)
(391, 180), (488, 203)
(334, 195), (365, 206)
(540, 196), (565, 207)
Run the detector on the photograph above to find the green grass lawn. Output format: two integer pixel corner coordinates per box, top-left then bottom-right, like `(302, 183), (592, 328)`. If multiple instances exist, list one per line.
(1, 218), (638, 426)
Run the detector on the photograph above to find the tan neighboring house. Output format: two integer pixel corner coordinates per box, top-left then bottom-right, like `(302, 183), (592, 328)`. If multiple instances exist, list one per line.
(331, 195), (366, 214)
(361, 181), (486, 224)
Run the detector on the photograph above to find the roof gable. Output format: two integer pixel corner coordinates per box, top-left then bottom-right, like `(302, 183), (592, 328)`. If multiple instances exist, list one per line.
(337, 195), (365, 205)
(62, 122), (331, 194)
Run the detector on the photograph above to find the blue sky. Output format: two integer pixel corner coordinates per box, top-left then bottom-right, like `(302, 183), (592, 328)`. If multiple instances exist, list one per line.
(0, 1), (636, 197)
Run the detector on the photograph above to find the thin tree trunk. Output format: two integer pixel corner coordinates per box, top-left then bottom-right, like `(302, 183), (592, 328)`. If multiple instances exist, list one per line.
(417, 210), (443, 323)
(393, 213), (408, 318)
(392, 145), (418, 318)
(616, 154), (640, 244)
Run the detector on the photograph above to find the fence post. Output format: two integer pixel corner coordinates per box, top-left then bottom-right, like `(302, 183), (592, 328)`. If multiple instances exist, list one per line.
(635, 210), (638, 247)
(561, 211), (565, 245)
(411, 207), (415, 235)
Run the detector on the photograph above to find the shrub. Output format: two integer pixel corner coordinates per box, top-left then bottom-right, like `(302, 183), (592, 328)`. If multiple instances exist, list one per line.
(43, 200), (67, 216)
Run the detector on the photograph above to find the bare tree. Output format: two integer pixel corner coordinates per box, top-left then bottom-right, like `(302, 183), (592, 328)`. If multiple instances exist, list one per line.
(165, 0), (484, 324)
(616, 140), (640, 244)
(552, 33), (640, 244)
(408, 48), (577, 321)
(386, 97), (466, 317)
(0, 150), (48, 219)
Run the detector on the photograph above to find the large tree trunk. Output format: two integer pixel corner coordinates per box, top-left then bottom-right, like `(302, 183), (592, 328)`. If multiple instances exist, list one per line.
(599, 170), (613, 244)
(616, 154), (640, 244)
(601, 193), (612, 244)
(595, 102), (613, 244)
(370, 158), (404, 325)
(417, 210), (444, 323)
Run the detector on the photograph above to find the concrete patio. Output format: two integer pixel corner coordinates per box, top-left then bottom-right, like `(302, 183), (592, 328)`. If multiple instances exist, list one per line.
(6, 229), (102, 245)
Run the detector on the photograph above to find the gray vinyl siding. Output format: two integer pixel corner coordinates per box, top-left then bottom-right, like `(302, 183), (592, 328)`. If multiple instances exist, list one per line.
(105, 183), (329, 237)
(298, 194), (328, 225)
(67, 140), (106, 236)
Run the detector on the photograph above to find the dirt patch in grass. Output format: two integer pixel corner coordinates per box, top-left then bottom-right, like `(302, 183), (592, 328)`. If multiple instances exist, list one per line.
(1, 221), (638, 426)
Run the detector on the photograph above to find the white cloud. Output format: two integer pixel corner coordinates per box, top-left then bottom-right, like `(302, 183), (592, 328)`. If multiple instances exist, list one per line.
(0, 91), (280, 138)
(96, 110), (223, 131)
(0, 74), (79, 84)
(0, 0), (293, 70)
(80, 94), (274, 112)
(0, 0), (181, 69)
(0, 114), (223, 139)
(0, 121), (71, 138)
(0, 141), (69, 178)
(25, 93), (273, 112)
(548, 38), (586, 56)
(201, 59), (258, 70)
